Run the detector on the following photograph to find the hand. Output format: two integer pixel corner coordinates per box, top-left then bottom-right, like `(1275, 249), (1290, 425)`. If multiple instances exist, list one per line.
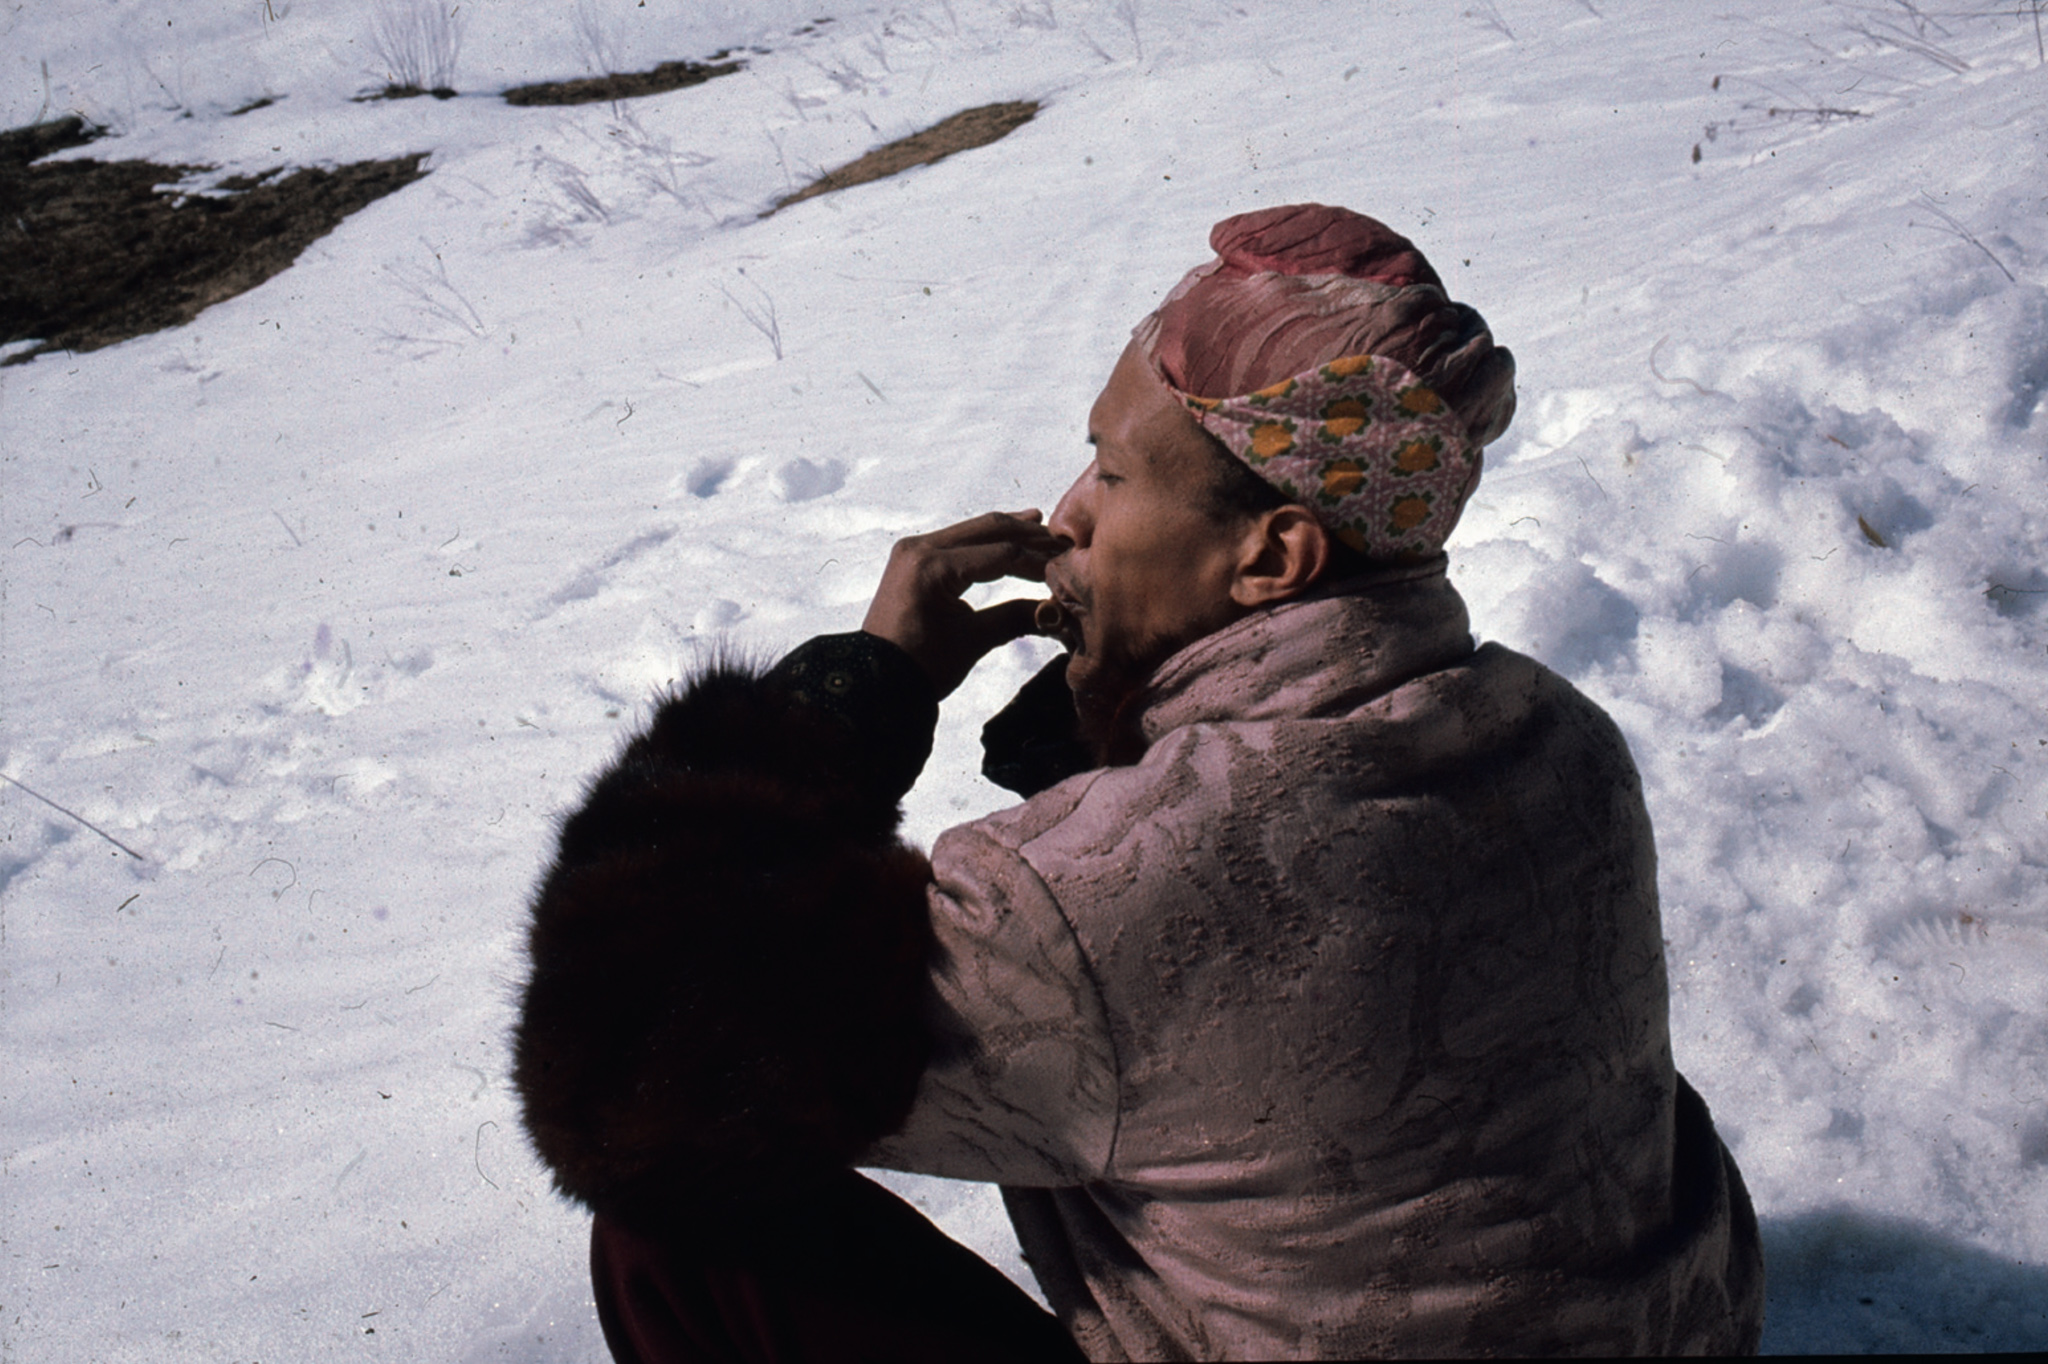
(862, 509), (1068, 699)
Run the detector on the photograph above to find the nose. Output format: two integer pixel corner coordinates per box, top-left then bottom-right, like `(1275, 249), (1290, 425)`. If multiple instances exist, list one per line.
(1047, 465), (1094, 548)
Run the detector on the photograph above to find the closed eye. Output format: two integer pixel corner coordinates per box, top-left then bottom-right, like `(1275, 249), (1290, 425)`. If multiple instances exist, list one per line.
(1084, 435), (1124, 486)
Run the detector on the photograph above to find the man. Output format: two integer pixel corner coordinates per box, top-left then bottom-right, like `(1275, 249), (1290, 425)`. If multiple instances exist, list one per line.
(514, 205), (1765, 1360)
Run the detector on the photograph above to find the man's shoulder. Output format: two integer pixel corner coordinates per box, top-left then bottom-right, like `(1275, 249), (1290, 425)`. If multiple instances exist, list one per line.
(945, 767), (1102, 856)
(952, 635), (1637, 870)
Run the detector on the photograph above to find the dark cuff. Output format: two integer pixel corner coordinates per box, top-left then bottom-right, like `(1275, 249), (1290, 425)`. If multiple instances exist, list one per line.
(981, 652), (1094, 798)
(765, 632), (940, 805)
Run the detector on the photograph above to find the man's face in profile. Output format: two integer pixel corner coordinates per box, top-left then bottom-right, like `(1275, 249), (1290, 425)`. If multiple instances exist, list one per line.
(1044, 342), (1249, 720)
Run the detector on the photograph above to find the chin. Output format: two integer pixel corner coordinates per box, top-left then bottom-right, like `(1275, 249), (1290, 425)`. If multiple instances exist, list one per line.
(1061, 644), (1151, 764)
(1061, 649), (1102, 699)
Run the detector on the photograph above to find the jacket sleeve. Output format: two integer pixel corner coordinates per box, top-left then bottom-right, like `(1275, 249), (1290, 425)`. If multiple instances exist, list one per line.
(861, 802), (1122, 1187)
(511, 632), (942, 1221)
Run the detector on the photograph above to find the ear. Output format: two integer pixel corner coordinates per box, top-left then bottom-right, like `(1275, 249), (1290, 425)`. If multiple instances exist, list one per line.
(1229, 505), (1332, 608)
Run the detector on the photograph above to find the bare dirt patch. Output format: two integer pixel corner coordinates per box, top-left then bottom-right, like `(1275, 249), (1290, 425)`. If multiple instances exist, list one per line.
(503, 55), (745, 107)
(1, 116), (427, 365)
(764, 101), (1040, 217)
(1, 91), (1043, 363)
(354, 84), (458, 103)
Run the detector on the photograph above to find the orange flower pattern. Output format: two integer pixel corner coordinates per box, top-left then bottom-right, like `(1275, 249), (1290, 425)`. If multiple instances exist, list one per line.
(1398, 385), (1444, 415)
(1394, 437), (1441, 475)
(1321, 459), (1365, 500)
(1248, 421), (1296, 462)
(1390, 493), (1433, 533)
(1170, 352), (1480, 560)
(1319, 397), (1370, 442)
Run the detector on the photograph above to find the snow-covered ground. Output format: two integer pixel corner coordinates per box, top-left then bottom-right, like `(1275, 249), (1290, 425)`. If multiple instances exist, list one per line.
(3, 0), (2046, 1357)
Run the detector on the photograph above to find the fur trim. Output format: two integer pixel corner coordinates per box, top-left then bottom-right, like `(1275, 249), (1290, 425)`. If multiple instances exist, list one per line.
(512, 661), (933, 1220)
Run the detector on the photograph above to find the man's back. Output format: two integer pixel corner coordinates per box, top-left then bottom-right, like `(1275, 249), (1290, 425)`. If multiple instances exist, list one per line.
(870, 563), (1763, 1357)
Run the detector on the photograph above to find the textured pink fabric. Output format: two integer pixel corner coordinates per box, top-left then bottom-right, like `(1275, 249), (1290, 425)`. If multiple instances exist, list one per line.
(1138, 204), (1518, 451)
(866, 565), (1764, 1359)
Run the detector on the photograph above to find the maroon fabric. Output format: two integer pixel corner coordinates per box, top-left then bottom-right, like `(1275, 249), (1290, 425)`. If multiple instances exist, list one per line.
(1144, 203), (1518, 448)
(589, 1173), (1087, 1364)
(1202, 203), (1443, 288)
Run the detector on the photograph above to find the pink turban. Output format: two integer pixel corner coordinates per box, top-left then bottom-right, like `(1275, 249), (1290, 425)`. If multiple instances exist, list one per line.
(1133, 205), (1517, 559)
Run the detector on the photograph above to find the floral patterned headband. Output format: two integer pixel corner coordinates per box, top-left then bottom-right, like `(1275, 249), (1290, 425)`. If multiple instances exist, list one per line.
(1166, 352), (1481, 561)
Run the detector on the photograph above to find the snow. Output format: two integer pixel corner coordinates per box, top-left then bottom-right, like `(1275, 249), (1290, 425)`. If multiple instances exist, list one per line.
(3, 0), (2046, 1356)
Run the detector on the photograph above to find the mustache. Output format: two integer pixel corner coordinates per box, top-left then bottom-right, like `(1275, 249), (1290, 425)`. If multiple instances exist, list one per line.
(1042, 561), (1088, 612)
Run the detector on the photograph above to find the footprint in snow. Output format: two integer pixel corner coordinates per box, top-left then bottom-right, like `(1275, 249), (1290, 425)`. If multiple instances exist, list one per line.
(693, 599), (745, 633)
(685, 458), (733, 498)
(772, 457), (844, 503)
(548, 525), (679, 607)
(0, 849), (39, 896)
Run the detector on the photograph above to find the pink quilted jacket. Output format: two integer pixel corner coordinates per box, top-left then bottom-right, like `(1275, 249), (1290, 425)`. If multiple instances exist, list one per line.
(866, 562), (1763, 1359)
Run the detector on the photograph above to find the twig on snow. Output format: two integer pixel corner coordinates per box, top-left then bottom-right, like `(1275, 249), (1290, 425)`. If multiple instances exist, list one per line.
(531, 153), (609, 225)
(250, 856), (298, 900)
(1649, 335), (1721, 396)
(1913, 192), (2015, 283)
(1010, 1), (1059, 31)
(365, 0), (466, 94)
(1, 772), (150, 861)
(608, 108), (713, 205)
(1845, 16), (1967, 74)
(1763, 104), (1868, 122)
(475, 1121), (500, 1188)
(572, 0), (626, 76)
(1462, 2), (1516, 41)
(719, 272), (783, 360)
(1114, 0), (1144, 62)
(385, 240), (488, 337)
(774, 77), (818, 122)
(1078, 28), (1118, 63)
(764, 126), (797, 197)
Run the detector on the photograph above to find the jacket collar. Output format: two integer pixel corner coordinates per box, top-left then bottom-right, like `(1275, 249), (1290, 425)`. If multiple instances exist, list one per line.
(1135, 556), (1475, 743)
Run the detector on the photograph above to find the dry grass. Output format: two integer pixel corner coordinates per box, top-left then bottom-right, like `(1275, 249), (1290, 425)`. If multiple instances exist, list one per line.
(762, 100), (1040, 217)
(504, 56), (745, 107)
(1, 116), (426, 364)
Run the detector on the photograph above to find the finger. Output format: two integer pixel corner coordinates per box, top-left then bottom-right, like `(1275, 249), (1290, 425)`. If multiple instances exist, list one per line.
(920, 538), (1059, 590)
(918, 509), (1055, 549)
(965, 596), (1048, 651)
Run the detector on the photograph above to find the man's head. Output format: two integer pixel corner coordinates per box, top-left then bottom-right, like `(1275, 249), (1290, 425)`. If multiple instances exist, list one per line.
(1044, 204), (1515, 746)
(1045, 341), (1332, 748)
